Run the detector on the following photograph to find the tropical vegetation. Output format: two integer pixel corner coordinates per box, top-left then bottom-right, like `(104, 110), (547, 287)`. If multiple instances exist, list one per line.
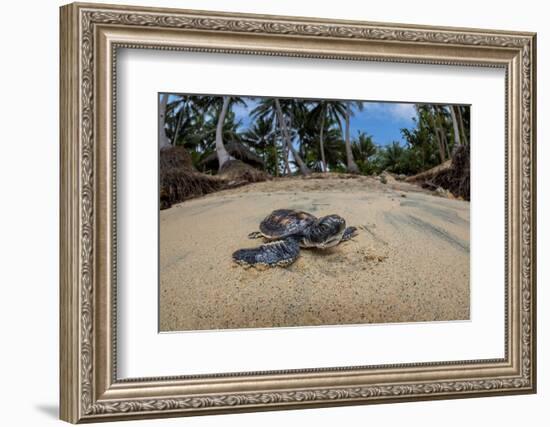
(159, 94), (470, 177)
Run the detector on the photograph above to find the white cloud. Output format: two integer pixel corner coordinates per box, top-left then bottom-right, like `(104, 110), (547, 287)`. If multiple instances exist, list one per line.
(362, 102), (416, 123)
(388, 103), (416, 122)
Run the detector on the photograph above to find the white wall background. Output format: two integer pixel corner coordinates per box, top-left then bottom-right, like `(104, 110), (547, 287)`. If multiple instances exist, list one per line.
(0, 0), (545, 426)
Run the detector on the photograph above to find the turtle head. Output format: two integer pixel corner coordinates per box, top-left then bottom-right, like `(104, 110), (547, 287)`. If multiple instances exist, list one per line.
(301, 214), (346, 249)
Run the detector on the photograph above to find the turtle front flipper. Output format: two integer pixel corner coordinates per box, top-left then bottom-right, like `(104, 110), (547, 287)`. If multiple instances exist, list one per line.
(233, 237), (300, 268)
(341, 226), (358, 242)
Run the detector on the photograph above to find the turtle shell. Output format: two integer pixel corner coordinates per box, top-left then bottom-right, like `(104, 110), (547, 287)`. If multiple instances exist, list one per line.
(259, 209), (317, 239)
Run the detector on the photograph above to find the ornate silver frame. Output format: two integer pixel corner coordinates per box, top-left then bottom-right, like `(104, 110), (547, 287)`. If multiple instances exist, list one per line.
(60, 2), (537, 423)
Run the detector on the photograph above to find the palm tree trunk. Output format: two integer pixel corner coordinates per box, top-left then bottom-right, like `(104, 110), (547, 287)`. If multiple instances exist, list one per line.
(158, 94), (171, 150)
(273, 138), (279, 177)
(441, 128), (451, 159)
(261, 145), (267, 172)
(429, 107), (446, 163)
(457, 106), (468, 145)
(283, 142), (290, 175)
(345, 101), (360, 174)
(450, 105), (462, 148)
(171, 105), (184, 146)
(215, 96), (234, 170)
(435, 105), (451, 160)
(437, 130), (446, 163)
(319, 113), (327, 172)
(274, 99), (310, 175)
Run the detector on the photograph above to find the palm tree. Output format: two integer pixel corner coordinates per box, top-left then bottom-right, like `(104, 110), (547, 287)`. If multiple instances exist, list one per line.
(321, 126), (346, 171)
(214, 96), (235, 169)
(449, 104), (470, 150)
(344, 101), (362, 173)
(456, 105), (469, 145)
(401, 115), (438, 172)
(416, 104), (449, 164)
(242, 117), (276, 174)
(435, 105), (452, 159)
(292, 103), (324, 171)
(274, 99), (310, 175)
(191, 96), (247, 171)
(251, 98), (310, 175)
(309, 100), (361, 173)
(197, 109), (245, 170)
(449, 105), (462, 149)
(351, 132), (377, 174)
(309, 101), (343, 172)
(165, 95), (204, 147)
(380, 141), (406, 173)
(158, 93), (171, 150)
(293, 115), (345, 173)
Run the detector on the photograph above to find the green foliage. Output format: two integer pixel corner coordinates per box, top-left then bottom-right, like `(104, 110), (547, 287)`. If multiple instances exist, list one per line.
(163, 95), (468, 178)
(296, 117), (345, 172)
(165, 95), (246, 170)
(351, 132), (377, 174)
(362, 104), (468, 176)
(241, 117), (280, 175)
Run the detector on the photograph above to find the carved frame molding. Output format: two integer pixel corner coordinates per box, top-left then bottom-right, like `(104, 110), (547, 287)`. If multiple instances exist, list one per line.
(60, 2), (536, 423)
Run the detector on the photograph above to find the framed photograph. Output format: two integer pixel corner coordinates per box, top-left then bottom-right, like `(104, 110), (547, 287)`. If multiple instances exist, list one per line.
(60, 2), (537, 423)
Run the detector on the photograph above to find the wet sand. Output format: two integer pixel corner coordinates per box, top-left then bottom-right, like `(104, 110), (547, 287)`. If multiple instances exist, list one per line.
(160, 175), (470, 331)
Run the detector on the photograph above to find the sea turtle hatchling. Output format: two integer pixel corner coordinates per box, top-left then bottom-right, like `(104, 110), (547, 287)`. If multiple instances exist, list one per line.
(232, 209), (358, 268)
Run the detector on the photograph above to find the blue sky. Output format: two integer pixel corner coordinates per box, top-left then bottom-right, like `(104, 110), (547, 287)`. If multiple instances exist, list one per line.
(231, 98), (417, 146)
(350, 102), (417, 145)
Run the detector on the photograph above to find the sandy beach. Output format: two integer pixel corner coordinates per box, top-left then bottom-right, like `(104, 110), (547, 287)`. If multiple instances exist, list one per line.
(159, 175), (470, 331)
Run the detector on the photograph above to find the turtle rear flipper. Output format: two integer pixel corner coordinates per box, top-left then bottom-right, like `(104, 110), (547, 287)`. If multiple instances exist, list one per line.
(247, 231), (264, 239)
(233, 237), (300, 268)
